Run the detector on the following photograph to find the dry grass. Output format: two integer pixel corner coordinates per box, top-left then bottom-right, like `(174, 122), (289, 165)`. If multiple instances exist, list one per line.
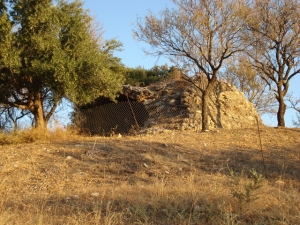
(0, 126), (299, 224)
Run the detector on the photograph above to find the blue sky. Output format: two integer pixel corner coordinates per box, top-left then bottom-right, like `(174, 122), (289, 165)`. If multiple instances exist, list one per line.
(80, 0), (300, 127)
(83, 0), (174, 69)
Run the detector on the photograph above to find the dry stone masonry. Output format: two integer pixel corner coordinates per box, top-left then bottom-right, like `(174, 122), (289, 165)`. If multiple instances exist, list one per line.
(123, 78), (261, 131)
(78, 78), (261, 135)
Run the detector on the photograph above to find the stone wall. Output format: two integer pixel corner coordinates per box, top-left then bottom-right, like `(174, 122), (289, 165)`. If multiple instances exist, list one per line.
(77, 78), (261, 135)
(123, 78), (261, 131)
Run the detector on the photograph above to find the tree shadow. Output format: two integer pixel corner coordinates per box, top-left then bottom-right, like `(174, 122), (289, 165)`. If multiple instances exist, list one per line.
(51, 136), (300, 183)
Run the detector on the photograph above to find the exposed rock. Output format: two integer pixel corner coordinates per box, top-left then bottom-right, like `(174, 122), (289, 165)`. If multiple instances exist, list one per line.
(65, 156), (73, 160)
(90, 192), (100, 197)
(78, 78), (261, 135)
(123, 78), (261, 131)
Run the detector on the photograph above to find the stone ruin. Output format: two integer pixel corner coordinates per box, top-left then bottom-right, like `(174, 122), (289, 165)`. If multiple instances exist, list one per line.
(77, 78), (261, 135)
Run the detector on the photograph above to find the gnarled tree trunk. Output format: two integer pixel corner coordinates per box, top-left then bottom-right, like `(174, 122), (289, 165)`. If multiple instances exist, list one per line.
(201, 77), (217, 131)
(276, 88), (286, 127)
(28, 93), (46, 129)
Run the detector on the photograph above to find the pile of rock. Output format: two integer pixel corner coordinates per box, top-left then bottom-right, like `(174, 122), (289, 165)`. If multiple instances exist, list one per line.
(123, 78), (261, 131)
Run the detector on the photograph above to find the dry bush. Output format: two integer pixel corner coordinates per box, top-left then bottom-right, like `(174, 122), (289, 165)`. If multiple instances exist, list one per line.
(0, 126), (81, 145)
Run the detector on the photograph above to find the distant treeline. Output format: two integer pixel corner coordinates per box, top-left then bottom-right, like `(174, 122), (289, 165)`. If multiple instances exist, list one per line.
(124, 65), (177, 86)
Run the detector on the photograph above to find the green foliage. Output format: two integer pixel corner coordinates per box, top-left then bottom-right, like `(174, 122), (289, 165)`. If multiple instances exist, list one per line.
(0, 0), (125, 128)
(229, 167), (264, 204)
(124, 65), (174, 86)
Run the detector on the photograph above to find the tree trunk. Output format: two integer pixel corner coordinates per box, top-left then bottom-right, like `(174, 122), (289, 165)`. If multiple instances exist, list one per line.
(277, 95), (286, 128)
(13, 121), (17, 132)
(34, 104), (46, 129)
(201, 91), (210, 131)
(29, 93), (46, 129)
(201, 78), (217, 131)
(276, 83), (286, 128)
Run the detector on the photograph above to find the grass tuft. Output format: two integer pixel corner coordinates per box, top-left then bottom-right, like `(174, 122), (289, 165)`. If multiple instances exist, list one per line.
(0, 127), (80, 145)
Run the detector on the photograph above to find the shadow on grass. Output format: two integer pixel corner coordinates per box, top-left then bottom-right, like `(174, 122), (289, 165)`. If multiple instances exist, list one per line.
(51, 136), (300, 183)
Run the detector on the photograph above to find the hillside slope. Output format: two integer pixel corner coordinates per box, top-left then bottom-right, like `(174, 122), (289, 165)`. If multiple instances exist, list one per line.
(0, 127), (299, 224)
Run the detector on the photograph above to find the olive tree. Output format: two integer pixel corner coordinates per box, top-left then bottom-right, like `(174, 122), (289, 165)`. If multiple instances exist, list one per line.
(0, 0), (124, 129)
(134, 0), (246, 131)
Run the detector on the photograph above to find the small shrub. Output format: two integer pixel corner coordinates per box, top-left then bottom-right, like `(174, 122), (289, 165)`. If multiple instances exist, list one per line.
(229, 167), (265, 203)
(0, 127), (79, 145)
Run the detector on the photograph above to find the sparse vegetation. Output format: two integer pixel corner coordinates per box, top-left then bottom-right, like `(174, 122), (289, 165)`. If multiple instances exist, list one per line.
(134, 0), (247, 131)
(134, 0), (300, 129)
(0, 0), (299, 224)
(0, 127), (299, 224)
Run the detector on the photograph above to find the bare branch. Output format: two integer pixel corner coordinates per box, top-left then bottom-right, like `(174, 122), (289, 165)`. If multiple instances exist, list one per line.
(242, 0), (300, 127)
(134, 0), (246, 130)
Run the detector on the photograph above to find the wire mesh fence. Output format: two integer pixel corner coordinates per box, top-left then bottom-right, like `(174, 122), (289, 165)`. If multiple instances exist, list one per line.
(75, 101), (189, 136)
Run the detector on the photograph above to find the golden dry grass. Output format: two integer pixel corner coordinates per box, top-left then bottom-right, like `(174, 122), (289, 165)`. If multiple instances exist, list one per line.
(0, 126), (299, 224)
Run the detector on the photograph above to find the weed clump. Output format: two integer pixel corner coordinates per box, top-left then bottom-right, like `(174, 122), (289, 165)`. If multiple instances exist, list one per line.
(229, 167), (265, 203)
(0, 127), (79, 145)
